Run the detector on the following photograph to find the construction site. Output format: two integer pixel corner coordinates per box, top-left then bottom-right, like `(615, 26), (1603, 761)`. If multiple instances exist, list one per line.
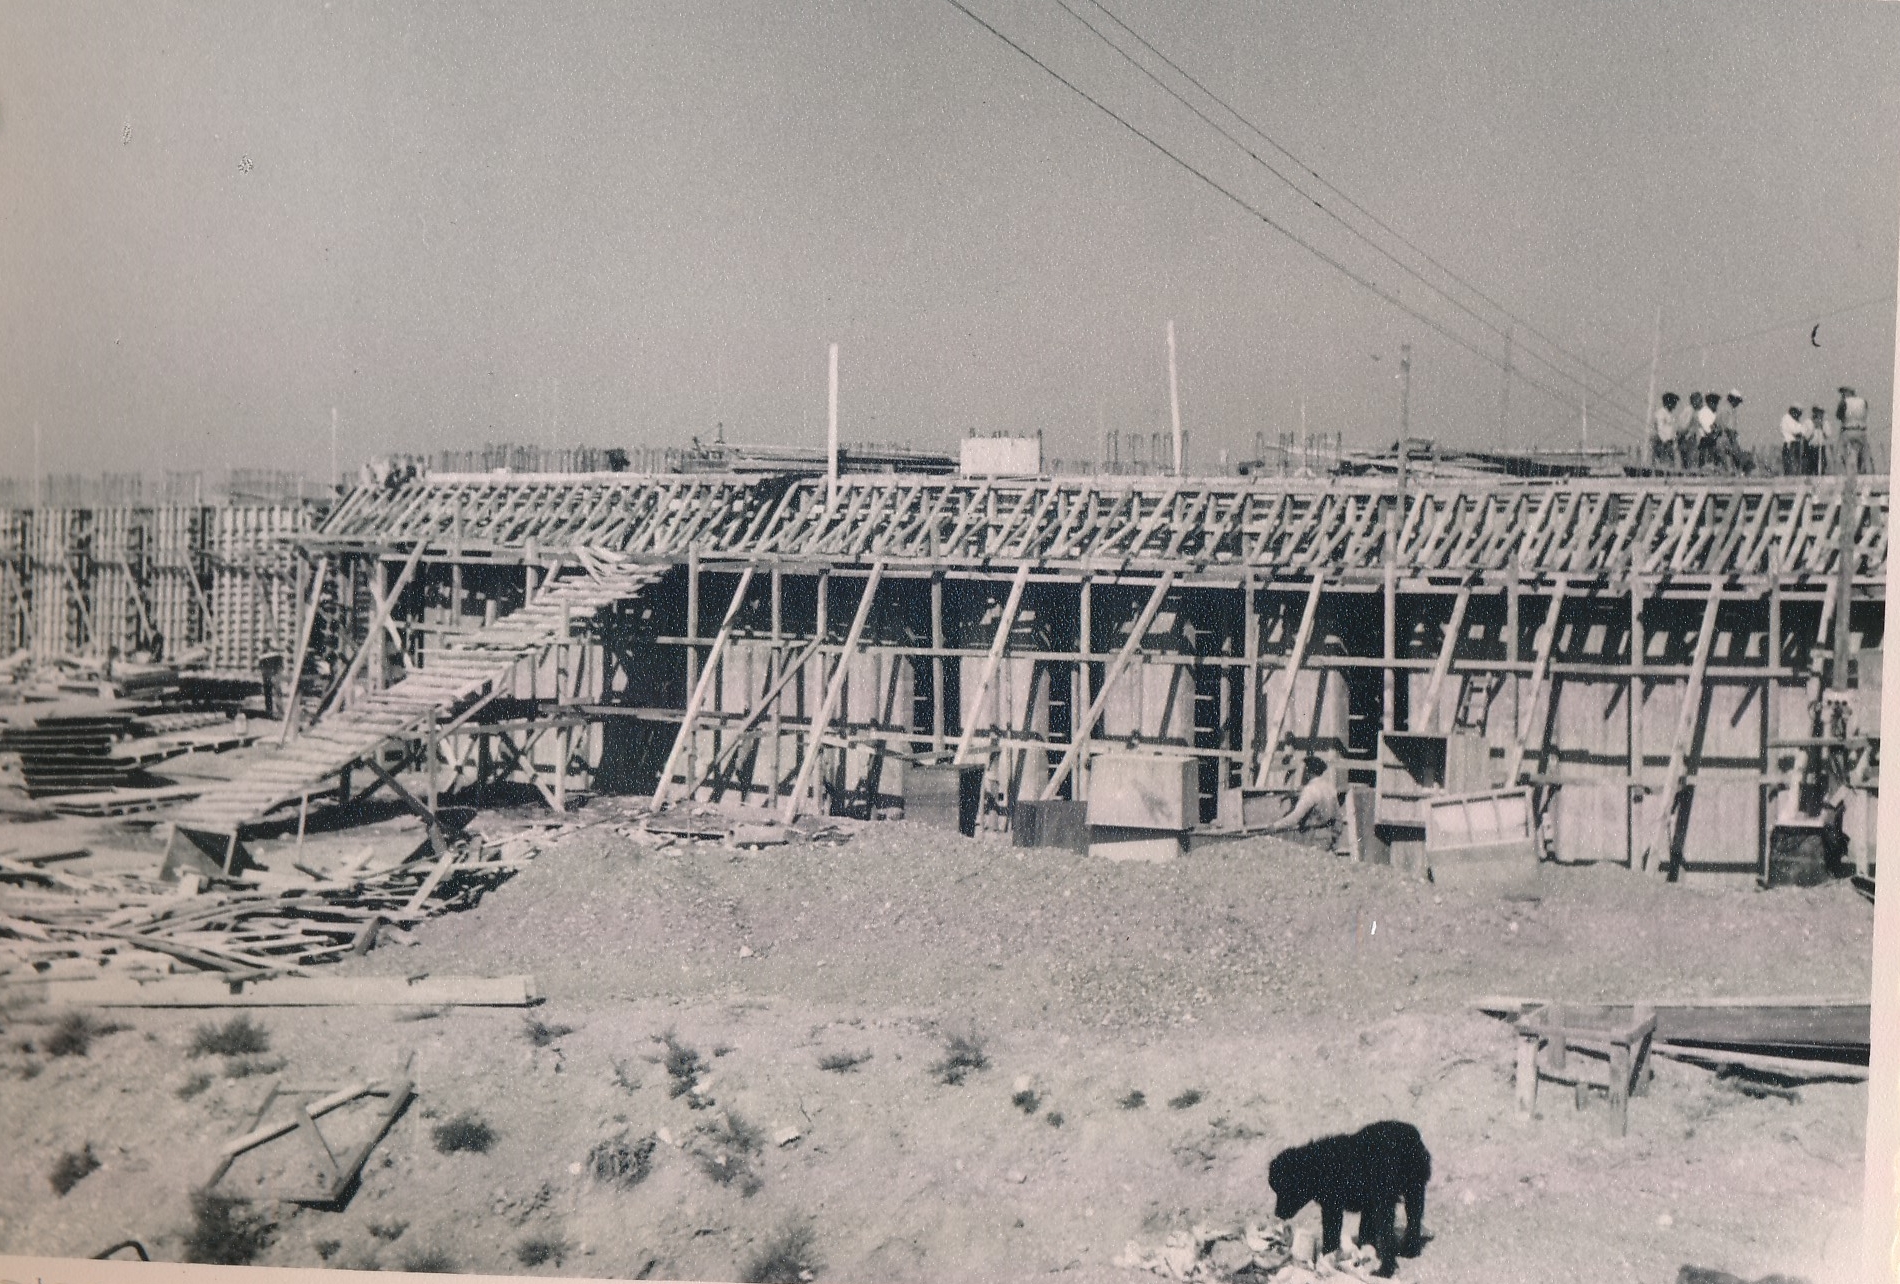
(5, 0), (1896, 1281)
(0, 436), (1882, 1284)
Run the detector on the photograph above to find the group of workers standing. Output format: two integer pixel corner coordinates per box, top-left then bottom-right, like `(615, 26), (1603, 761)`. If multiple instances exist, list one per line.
(1648, 385), (1871, 476)
(1777, 387), (1872, 476)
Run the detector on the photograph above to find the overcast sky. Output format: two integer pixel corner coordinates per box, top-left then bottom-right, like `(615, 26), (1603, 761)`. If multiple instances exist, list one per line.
(2, 0), (1897, 481)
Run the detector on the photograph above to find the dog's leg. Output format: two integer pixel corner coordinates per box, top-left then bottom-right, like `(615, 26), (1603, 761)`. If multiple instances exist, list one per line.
(1319, 1204), (1344, 1256)
(1365, 1201), (1399, 1277)
(1401, 1182), (1425, 1257)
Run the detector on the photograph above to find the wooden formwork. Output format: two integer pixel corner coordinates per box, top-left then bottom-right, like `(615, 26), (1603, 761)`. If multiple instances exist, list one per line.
(0, 502), (309, 670)
(194, 471), (1883, 877)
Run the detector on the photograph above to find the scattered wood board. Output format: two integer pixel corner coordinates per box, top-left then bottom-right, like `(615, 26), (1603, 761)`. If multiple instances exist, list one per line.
(36, 973), (539, 1007)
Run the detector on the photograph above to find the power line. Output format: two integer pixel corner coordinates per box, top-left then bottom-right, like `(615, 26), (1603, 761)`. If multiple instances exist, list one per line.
(936, 0), (1637, 439)
(1070, 0), (1640, 420)
(1611, 293), (1900, 387)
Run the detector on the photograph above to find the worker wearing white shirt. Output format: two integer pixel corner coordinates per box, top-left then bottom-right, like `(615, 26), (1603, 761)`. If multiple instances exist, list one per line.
(1652, 393), (1680, 469)
(1694, 394), (1718, 472)
(1837, 386), (1871, 474)
(1779, 406), (1808, 475)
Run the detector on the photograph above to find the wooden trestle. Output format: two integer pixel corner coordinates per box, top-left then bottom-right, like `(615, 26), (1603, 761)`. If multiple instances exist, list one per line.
(211, 471), (1884, 880)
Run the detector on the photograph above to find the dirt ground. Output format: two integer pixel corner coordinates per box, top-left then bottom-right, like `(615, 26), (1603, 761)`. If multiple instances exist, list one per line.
(0, 800), (1877, 1284)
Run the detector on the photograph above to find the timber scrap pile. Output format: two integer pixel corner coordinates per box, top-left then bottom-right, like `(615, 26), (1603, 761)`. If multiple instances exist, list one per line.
(0, 819), (574, 990)
(1116, 1219), (1397, 1284)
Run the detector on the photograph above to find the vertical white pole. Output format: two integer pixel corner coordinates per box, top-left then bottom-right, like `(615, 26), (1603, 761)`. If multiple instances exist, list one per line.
(1643, 306), (1663, 446)
(1167, 321), (1183, 476)
(827, 343), (840, 506)
(330, 406), (339, 492)
(32, 422), (42, 511)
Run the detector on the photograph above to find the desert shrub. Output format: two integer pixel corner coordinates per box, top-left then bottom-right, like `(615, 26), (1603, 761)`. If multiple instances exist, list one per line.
(514, 1236), (566, 1268)
(46, 1012), (121, 1058)
(367, 1220), (407, 1242)
(1118, 1090), (1146, 1109)
(610, 1058), (643, 1093)
(49, 1144), (99, 1196)
(817, 1050), (871, 1073)
(695, 1111), (764, 1195)
(402, 1248), (455, 1273)
(522, 1017), (576, 1048)
(1168, 1089), (1204, 1110)
(589, 1133), (657, 1189)
(178, 1072), (214, 1100)
(183, 1191), (275, 1265)
(314, 1240), (342, 1262)
(189, 1016), (270, 1059)
(930, 1033), (989, 1086)
(742, 1218), (821, 1284)
(1046, 1111), (1065, 1128)
(432, 1112), (497, 1154)
(1011, 1089), (1041, 1114)
(661, 1033), (705, 1097)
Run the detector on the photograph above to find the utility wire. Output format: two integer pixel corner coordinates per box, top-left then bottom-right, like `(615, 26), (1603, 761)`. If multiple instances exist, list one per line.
(1610, 292), (1899, 387)
(1068, 0), (1639, 419)
(937, 0), (1638, 440)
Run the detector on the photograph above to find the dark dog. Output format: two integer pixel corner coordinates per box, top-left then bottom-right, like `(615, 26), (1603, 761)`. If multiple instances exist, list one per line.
(1268, 1120), (1430, 1277)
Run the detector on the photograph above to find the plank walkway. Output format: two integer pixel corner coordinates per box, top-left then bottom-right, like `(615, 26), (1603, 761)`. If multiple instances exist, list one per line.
(172, 558), (663, 835)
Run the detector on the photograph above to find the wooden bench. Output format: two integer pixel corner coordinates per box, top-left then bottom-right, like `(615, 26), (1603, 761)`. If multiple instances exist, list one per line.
(1513, 1003), (1658, 1135)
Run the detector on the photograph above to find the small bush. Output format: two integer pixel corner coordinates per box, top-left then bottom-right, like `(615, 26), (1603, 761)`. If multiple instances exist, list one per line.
(610, 1058), (643, 1093)
(522, 1017), (576, 1048)
(49, 1144), (100, 1196)
(46, 1012), (121, 1058)
(189, 1016), (270, 1059)
(402, 1248), (455, 1273)
(515, 1236), (566, 1268)
(695, 1111), (764, 1195)
(183, 1191), (275, 1265)
(661, 1033), (705, 1097)
(818, 1050), (872, 1073)
(224, 1056), (285, 1080)
(589, 1133), (657, 1189)
(742, 1218), (821, 1284)
(1168, 1089), (1204, 1110)
(367, 1219), (407, 1242)
(1046, 1111), (1065, 1128)
(314, 1239), (342, 1262)
(178, 1072), (214, 1100)
(432, 1112), (497, 1154)
(930, 1034), (989, 1086)
(1011, 1089), (1041, 1114)
(1118, 1090), (1146, 1110)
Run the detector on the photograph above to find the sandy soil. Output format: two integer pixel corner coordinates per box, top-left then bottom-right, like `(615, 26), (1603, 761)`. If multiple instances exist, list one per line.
(0, 803), (1876, 1284)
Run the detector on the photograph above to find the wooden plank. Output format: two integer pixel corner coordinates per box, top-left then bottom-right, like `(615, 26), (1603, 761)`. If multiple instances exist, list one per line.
(651, 563), (758, 807)
(37, 973), (540, 1007)
(1253, 575), (1326, 788)
(1040, 571), (1176, 800)
(951, 563), (1033, 767)
(1637, 590), (1724, 874)
(780, 560), (888, 823)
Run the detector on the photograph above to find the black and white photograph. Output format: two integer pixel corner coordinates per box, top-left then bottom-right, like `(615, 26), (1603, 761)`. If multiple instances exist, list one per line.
(2, 3), (1897, 1283)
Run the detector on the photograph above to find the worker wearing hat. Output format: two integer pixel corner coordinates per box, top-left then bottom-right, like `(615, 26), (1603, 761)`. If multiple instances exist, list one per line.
(1713, 390), (1743, 473)
(1812, 403), (1836, 474)
(1836, 386), (1870, 475)
(1652, 393), (1680, 470)
(1695, 393), (1719, 472)
(1779, 405), (1809, 476)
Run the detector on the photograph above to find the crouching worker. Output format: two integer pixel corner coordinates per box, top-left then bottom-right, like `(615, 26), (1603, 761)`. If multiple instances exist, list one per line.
(1267, 755), (1340, 846)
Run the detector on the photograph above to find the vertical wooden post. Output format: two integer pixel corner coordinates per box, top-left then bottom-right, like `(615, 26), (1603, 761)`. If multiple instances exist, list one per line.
(426, 709), (439, 813)
(931, 572), (946, 754)
(771, 566), (784, 804)
(1241, 573), (1259, 787)
(827, 343), (840, 507)
(1834, 470), (1856, 687)
(1077, 576), (1093, 800)
(451, 562), (464, 624)
(1629, 578), (1645, 868)
(1167, 321), (1183, 476)
(686, 545), (700, 789)
(1384, 447), (1406, 732)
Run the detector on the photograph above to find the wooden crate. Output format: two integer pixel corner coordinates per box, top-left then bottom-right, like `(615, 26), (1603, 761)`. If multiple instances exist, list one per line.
(1425, 787), (1540, 897)
(1086, 753), (1196, 831)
